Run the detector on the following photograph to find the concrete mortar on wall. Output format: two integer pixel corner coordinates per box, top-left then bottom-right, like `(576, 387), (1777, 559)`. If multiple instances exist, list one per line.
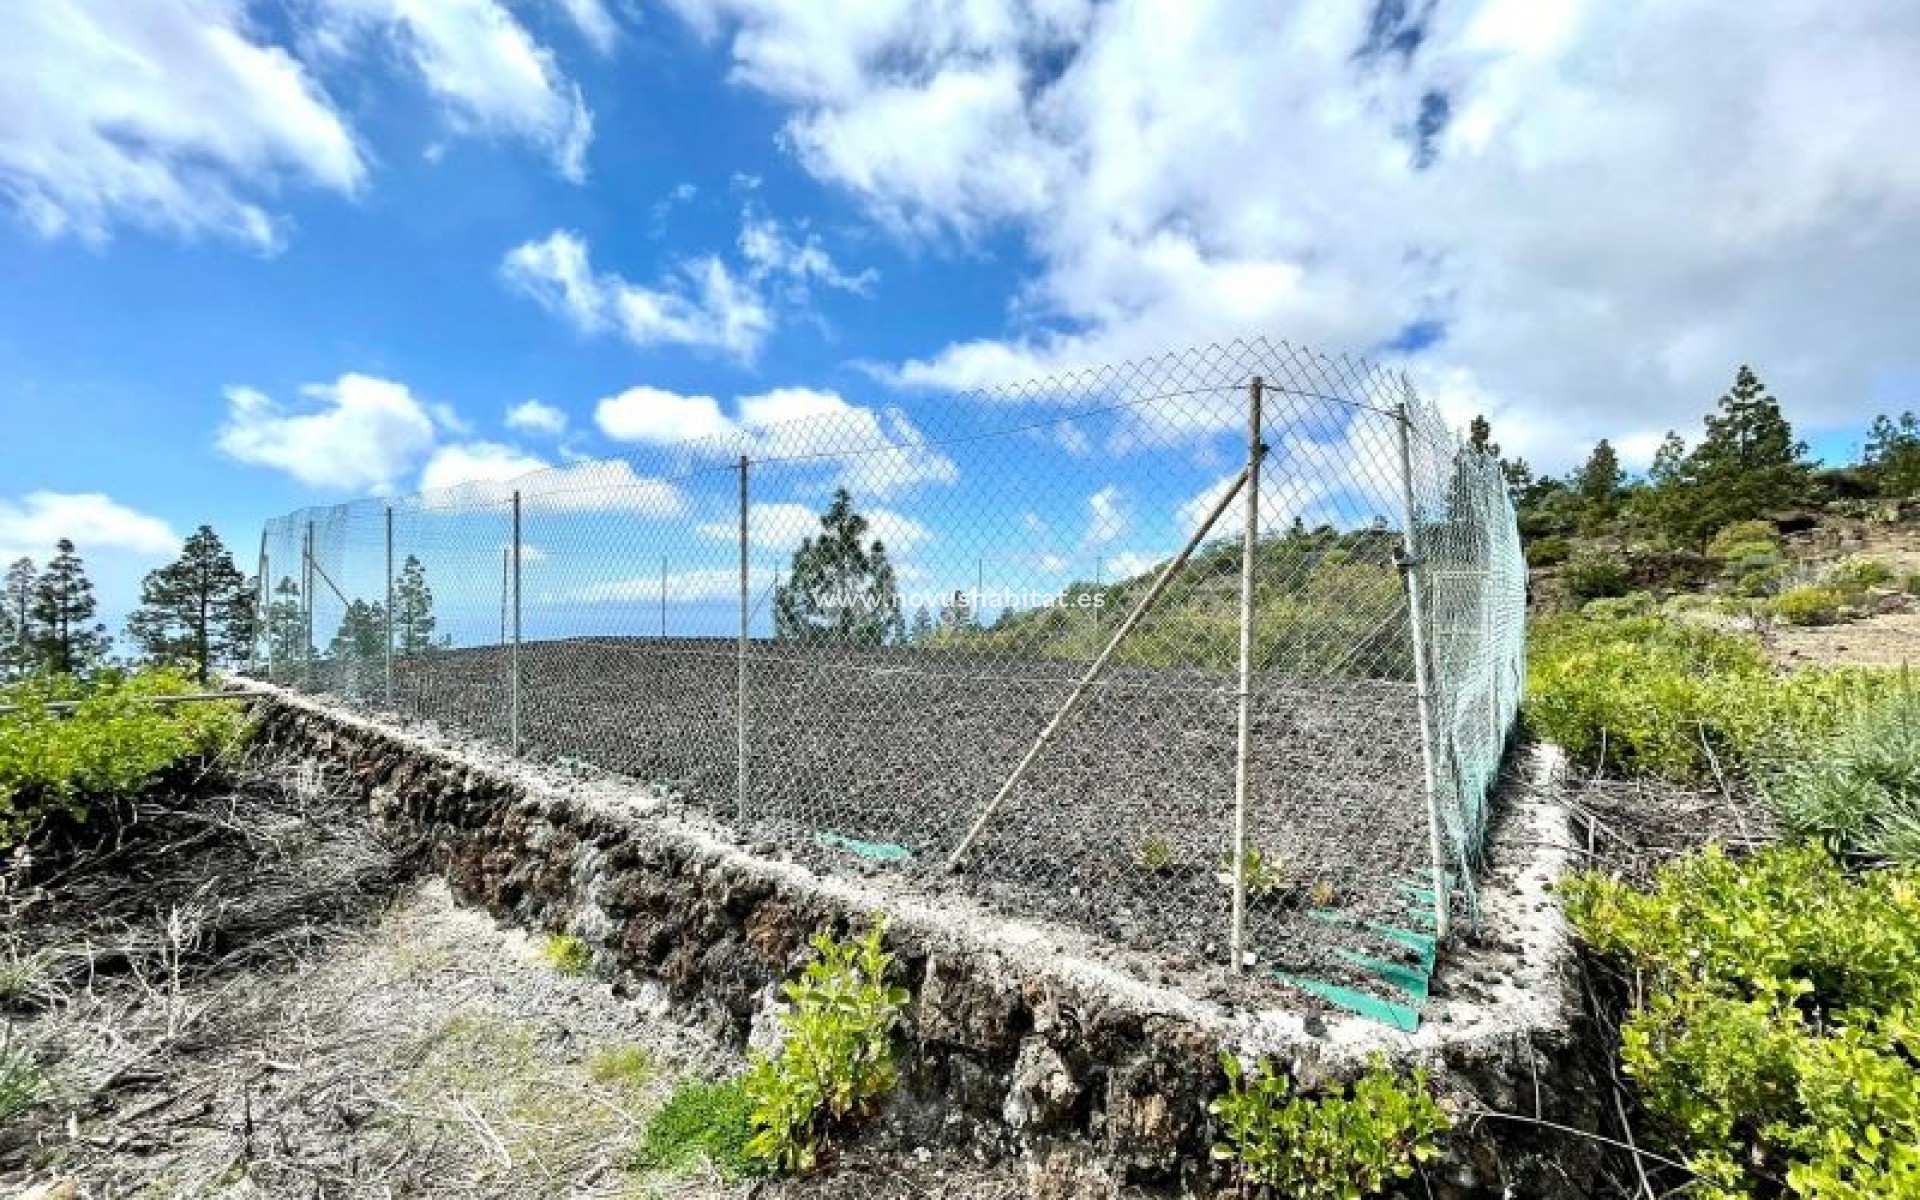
(245, 682), (1601, 1198)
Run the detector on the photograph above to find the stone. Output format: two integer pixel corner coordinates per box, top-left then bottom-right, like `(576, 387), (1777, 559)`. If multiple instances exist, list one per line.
(1004, 1038), (1081, 1132)
(1021, 1141), (1118, 1200)
(918, 952), (1020, 1054)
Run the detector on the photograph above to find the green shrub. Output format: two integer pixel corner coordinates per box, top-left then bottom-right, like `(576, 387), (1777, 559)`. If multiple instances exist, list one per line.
(0, 669), (245, 844)
(635, 1078), (760, 1178)
(1209, 1055), (1449, 1200)
(1905, 573), (1920, 597)
(1732, 560), (1793, 598)
(0, 1038), (41, 1128)
(1526, 613), (1895, 782)
(1771, 687), (1920, 865)
(1580, 591), (1655, 621)
(1772, 585), (1845, 626)
(585, 1045), (650, 1088)
(1826, 556), (1894, 595)
(1561, 551), (1632, 604)
(1563, 845), (1920, 1199)
(1706, 520), (1781, 561)
(1526, 536), (1571, 568)
(743, 921), (909, 1174)
(539, 933), (592, 975)
(1218, 845), (1288, 899)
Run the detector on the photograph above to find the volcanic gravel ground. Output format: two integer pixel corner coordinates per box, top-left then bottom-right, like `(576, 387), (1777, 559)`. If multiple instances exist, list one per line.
(303, 638), (1437, 992)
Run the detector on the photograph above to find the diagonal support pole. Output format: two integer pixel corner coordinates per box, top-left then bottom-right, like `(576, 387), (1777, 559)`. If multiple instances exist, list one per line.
(947, 450), (1265, 872)
(1395, 397), (1452, 943)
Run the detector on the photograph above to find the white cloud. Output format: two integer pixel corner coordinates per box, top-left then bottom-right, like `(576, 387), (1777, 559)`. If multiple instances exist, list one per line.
(573, 567), (739, 603)
(552, 0), (619, 54)
(0, 0), (365, 249)
(1083, 485), (1128, 546)
(419, 441), (548, 492)
(592, 383), (959, 499)
(314, 0), (594, 180)
(0, 492), (179, 564)
(669, 0), (1920, 472)
(414, 454), (687, 516)
(217, 374), (443, 491)
(502, 230), (774, 358)
(596, 386), (736, 443)
(505, 398), (568, 436)
(502, 209), (873, 360)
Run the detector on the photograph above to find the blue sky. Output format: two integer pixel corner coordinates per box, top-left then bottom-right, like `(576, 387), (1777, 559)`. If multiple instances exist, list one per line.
(1, 0), (1914, 631)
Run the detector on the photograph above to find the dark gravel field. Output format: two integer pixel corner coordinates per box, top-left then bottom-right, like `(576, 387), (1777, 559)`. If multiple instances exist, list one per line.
(304, 637), (1438, 992)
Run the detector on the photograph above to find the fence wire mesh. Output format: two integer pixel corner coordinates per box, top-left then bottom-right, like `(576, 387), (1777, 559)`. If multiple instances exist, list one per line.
(255, 338), (1523, 1009)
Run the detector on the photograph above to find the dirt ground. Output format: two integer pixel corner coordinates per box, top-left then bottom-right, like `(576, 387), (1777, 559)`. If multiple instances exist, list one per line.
(287, 638), (1438, 994)
(0, 759), (1026, 1200)
(1770, 522), (1920, 669)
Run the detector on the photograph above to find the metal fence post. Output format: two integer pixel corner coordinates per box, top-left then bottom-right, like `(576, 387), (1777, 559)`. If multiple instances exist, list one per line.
(1229, 376), (1264, 973)
(660, 555), (667, 639)
(303, 520), (315, 690)
(384, 506), (395, 707)
(252, 532), (267, 677)
(737, 454), (750, 824)
(511, 492), (523, 756)
(1395, 401), (1451, 943)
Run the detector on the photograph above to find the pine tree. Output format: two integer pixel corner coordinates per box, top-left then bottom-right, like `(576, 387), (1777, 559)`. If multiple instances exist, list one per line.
(393, 555), (438, 653)
(1672, 366), (1810, 544)
(1, 557), (32, 678)
(1468, 415), (1499, 458)
(909, 604), (934, 644)
(125, 525), (254, 684)
(328, 599), (387, 661)
(265, 575), (312, 666)
(29, 539), (111, 676)
(1866, 411), (1920, 497)
(772, 489), (904, 646)
(937, 588), (976, 631)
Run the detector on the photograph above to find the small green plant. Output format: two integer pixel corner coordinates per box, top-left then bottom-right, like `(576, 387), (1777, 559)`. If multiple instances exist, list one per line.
(585, 1044), (650, 1089)
(1770, 686), (1920, 865)
(1772, 585), (1845, 626)
(1826, 555), (1894, 595)
(1580, 591), (1655, 621)
(1135, 835), (1177, 873)
(1218, 846), (1288, 899)
(1561, 550), (1633, 604)
(742, 920), (909, 1174)
(635, 1077), (761, 1178)
(1308, 878), (1339, 908)
(0, 1037), (41, 1127)
(539, 933), (593, 975)
(1210, 1055), (1449, 1200)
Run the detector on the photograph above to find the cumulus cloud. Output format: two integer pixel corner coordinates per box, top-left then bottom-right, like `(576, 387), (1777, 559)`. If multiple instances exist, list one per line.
(0, 0), (366, 249)
(1083, 485), (1128, 547)
(313, 0), (595, 180)
(592, 384), (958, 498)
(501, 209), (872, 360)
(418, 441), (548, 492)
(551, 0), (619, 54)
(0, 492), (179, 563)
(667, 0), (1920, 472)
(217, 374), (444, 491)
(505, 399), (568, 436)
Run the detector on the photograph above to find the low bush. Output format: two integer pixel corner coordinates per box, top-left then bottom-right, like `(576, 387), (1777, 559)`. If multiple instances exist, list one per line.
(1210, 1055), (1449, 1200)
(538, 933), (593, 975)
(1771, 585), (1845, 626)
(1526, 613), (1894, 782)
(1705, 520), (1781, 561)
(1580, 591), (1656, 621)
(1825, 555), (1894, 595)
(0, 669), (245, 845)
(635, 1078), (760, 1178)
(1561, 551), (1633, 604)
(743, 921), (909, 1174)
(1770, 686), (1920, 865)
(1526, 535), (1571, 568)
(1563, 845), (1920, 1199)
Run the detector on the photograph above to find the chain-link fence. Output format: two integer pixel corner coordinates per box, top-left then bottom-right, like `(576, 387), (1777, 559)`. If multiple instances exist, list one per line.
(253, 338), (1523, 1024)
